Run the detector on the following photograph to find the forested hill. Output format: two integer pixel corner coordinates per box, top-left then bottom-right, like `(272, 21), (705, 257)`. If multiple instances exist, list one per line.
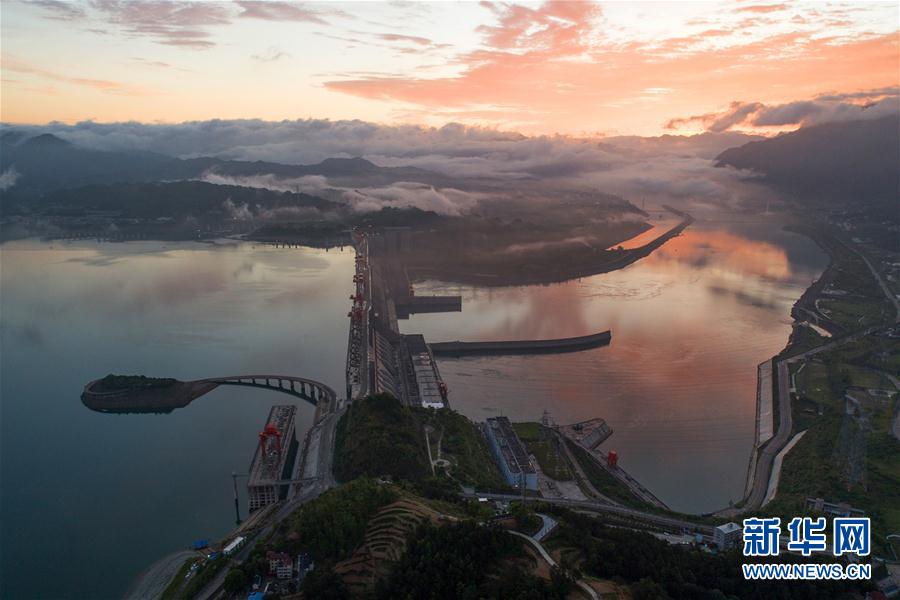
(0, 132), (450, 197)
(715, 115), (899, 211)
(39, 180), (342, 218)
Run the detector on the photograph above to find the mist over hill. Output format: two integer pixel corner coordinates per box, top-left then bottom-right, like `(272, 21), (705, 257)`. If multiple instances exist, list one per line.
(1, 120), (773, 218)
(715, 115), (899, 212)
(0, 132), (449, 198)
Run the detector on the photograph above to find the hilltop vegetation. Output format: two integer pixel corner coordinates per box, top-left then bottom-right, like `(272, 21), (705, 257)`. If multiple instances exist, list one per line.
(421, 406), (509, 490)
(94, 374), (177, 391)
(333, 394), (506, 490)
(334, 394), (432, 483)
(375, 521), (574, 599)
(273, 479), (398, 563)
(716, 115), (899, 210)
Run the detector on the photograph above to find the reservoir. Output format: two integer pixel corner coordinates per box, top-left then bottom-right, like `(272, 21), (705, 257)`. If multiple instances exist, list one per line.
(0, 213), (827, 598)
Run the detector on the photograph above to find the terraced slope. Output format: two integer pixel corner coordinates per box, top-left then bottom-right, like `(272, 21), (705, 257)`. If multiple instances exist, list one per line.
(333, 497), (454, 594)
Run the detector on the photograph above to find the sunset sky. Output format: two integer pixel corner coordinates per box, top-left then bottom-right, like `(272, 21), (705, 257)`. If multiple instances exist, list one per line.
(1, 0), (897, 136)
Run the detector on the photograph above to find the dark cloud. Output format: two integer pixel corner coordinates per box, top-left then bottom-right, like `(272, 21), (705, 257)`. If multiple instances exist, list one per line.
(750, 101), (821, 127)
(667, 88), (900, 132)
(709, 102), (766, 132)
(815, 86), (900, 102)
(666, 102), (763, 133)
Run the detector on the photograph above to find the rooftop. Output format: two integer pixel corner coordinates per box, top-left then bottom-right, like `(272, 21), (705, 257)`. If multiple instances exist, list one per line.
(716, 522), (741, 534)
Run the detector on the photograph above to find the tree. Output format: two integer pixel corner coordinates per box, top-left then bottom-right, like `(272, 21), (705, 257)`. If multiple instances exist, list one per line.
(223, 569), (247, 594)
(631, 578), (669, 600)
(301, 567), (349, 599)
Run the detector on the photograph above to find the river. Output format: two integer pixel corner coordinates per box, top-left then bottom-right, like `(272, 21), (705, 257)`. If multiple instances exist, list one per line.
(0, 240), (354, 599)
(0, 214), (827, 598)
(402, 213), (828, 513)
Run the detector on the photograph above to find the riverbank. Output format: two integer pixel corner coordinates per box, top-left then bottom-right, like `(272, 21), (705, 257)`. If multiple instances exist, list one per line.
(736, 222), (899, 553)
(411, 213), (692, 287)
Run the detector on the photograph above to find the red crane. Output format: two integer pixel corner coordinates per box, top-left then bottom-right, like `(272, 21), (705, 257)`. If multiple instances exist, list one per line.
(258, 423), (282, 457)
(607, 450), (618, 468)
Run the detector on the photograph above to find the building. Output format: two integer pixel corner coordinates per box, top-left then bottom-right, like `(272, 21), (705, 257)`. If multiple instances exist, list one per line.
(223, 536), (245, 556)
(714, 522), (741, 551)
(581, 419), (613, 449)
(805, 497), (866, 518)
(248, 405), (298, 511)
(267, 551), (293, 579)
(484, 416), (538, 491)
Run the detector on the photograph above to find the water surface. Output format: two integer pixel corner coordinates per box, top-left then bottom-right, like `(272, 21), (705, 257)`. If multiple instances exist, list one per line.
(0, 216), (827, 597)
(1, 240), (353, 599)
(403, 217), (827, 513)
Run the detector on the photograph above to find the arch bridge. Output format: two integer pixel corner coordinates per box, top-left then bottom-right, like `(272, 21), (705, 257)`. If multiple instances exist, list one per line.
(200, 375), (337, 407)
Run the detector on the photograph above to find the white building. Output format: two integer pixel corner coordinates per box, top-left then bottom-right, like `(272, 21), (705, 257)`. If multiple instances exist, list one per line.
(714, 522), (741, 551)
(267, 551), (293, 579)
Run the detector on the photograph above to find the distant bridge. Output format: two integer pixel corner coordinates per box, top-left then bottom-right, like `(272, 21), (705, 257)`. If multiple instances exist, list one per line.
(201, 375), (336, 406)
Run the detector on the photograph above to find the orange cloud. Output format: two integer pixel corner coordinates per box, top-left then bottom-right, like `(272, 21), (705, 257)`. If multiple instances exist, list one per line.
(1, 55), (152, 96)
(737, 4), (788, 14)
(325, 2), (898, 134)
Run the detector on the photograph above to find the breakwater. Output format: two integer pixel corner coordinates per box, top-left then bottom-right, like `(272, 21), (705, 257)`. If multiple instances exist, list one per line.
(430, 330), (611, 357)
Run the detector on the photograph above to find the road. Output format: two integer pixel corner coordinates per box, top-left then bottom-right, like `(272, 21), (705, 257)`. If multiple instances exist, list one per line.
(553, 431), (619, 505)
(741, 359), (792, 512)
(191, 402), (344, 600)
(533, 513), (558, 542)
(835, 235), (900, 322)
(124, 549), (198, 600)
(464, 492), (713, 536)
(508, 530), (598, 600)
(736, 326), (877, 514)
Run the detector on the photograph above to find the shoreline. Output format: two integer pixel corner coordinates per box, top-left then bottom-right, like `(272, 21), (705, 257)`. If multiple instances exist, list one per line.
(409, 214), (693, 288)
(731, 220), (847, 515)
